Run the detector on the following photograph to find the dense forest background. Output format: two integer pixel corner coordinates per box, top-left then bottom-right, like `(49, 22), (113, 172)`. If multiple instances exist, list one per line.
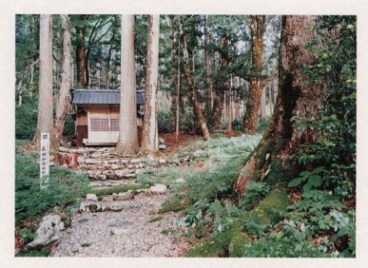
(15, 15), (280, 142)
(14, 15), (356, 257)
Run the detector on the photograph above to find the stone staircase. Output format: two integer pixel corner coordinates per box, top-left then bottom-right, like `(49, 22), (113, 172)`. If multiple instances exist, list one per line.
(57, 147), (190, 183)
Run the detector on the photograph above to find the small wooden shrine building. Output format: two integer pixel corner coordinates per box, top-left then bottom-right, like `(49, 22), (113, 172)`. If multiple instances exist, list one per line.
(72, 89), (144, 147)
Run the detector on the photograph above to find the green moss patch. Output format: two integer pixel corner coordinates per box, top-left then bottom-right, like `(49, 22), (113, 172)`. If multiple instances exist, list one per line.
(159, 197), (192, 213)
(89, 183), (150, 197)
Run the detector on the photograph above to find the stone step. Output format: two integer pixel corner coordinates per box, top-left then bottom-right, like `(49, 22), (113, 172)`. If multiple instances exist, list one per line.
(80, 184), (167, 212)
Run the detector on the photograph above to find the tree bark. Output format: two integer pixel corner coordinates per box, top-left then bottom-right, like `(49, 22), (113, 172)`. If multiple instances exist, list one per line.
(204, 15), (214, 111)
(209, 35), (229, 131)
(226, 73), (233, 133)
(243, 15), (266, 134)
(168, 16), (181, 143)
(180, 16), (211, 140)
(33, 14), (57, 151)
(235, 16), (321, 195)
(175, 19), (181, 143)
(105, 43), (114, 88)
(115, 15), (139, 154)
(211, 91), (224, 131)
(55, 15), (72, 147)
(76, 15), (88, 87)
(141, 15), (160, 153)
(259, 86), (267, 119)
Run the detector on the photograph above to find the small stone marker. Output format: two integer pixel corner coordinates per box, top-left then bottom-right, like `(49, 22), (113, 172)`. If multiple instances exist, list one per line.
(40, 132), (50, 189)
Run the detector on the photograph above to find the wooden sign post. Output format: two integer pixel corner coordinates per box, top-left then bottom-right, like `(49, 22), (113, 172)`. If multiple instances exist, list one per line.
(40, 132), (50, 189)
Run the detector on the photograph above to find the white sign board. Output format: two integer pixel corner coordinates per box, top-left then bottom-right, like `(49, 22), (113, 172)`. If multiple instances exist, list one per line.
(40, 132), (50, 189)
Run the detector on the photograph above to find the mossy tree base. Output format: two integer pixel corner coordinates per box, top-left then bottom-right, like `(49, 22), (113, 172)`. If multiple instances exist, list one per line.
(235, 16), (323, 195)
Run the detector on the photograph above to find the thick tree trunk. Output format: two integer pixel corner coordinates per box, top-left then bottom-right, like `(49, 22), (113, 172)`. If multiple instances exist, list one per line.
(115, 15), (139, 155)
(180, 16), (211, 140)
(55, 15), (72, 147)
(235, 16), (321, 194)
(76, 15), (88, 87)
(211, 91), (224, 131)
(33, 15), (57, 151)
(141, 15), (160, 153)
(243, 15), (266, 134)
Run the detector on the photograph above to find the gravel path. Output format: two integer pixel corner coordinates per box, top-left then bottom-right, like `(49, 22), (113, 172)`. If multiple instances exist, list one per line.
(53, 193), (191, 257)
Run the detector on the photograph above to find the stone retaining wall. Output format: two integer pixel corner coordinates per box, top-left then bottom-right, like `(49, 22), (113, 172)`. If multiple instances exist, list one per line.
(57, 147), (189, 181)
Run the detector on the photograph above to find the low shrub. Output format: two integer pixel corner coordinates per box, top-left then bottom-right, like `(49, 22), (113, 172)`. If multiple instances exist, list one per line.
(15, 99), (37, 140)
(15, 154), (90, 224)
(157, 110), (175, 133)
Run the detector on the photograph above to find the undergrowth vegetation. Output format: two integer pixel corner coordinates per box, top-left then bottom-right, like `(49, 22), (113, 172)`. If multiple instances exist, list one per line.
(16, 154), (90, 225)
(161, 16), (355, 258)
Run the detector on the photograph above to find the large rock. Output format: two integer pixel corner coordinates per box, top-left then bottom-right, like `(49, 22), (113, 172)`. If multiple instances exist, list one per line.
(130, 158), (141, 164)
(85, 158), (98, 164)
(79, 201), (105, 212)
(108, 159), (119, 164)
(124, 173), (136, 178)
(101, 195), (114, 202)
(26, 215), (65, 249)
(115, 169), (132, 177)
(86, 193), (98, 202)
(150, 184), (167, 194)
(110, 228), (130, 235)
(111, 164), (119, 170)
(158, 158), (167, 164)
(77, 156), (86, 165)
(114, 192), (134, 201)
(97, 174), (107, 181)
(159, 144), (167, 150)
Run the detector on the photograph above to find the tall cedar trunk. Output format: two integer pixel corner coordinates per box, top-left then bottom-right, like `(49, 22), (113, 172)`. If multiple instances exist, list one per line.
(226, 74), (233, 133)
(235, 16), (321, 194)
(211, 91), (224, 130)
(76, 15), (88, 87)
(204, 16), (213, 111)
(115, 15), (139, 154)
(168, 16), (180, 142)
(210, 35), (229, 131)
(175, 18), (181, 143)
(141, 15), (160, 153)
(243, 15), (266, 134)
(55, 15), (72, 147)
(105, 45), (113, 88)
(180, 16), (211, 140)
(85, 18), (102, 87)
(33, 15), (57, 151)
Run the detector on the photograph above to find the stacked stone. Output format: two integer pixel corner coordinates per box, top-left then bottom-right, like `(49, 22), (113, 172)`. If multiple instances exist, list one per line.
(58, 146), (190, 181)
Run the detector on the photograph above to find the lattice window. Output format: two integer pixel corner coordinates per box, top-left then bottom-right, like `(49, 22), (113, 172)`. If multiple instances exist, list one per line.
(110, 118), (119, 131)
(90, 118), (109, 131)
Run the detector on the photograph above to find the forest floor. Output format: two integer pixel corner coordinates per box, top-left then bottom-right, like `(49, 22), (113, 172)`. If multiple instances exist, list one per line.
(16, 132), (261, 257)
(53, 132), (200, 257)
(54, 193), (191, 257)
(53, 131), (257, 257)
